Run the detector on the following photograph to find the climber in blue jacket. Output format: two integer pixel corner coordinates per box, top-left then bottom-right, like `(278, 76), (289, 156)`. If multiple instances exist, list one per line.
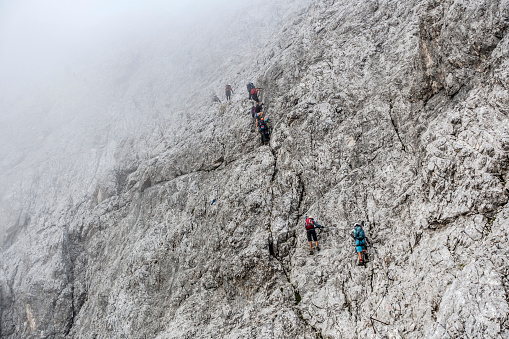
(350, 222), (369, 264)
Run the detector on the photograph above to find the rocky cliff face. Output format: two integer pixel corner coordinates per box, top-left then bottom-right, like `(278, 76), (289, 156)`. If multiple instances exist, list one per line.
(1, 0), (509, 338)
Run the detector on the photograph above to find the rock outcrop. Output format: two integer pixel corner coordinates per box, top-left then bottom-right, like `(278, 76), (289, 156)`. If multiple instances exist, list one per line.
(1, 0), (509, 338)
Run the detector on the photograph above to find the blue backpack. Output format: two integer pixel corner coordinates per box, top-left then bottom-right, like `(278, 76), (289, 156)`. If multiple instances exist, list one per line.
(354, 226), (366, 248)
(354, 226), (365, 240)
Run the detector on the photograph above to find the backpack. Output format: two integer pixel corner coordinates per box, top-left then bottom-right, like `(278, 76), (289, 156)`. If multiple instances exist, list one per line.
(251, 88), (257, 95)
(354, 226), (365, 240)
(258, 120), (267, 130)
(226, 85), (232, 91)
(305, 218), (315, 230)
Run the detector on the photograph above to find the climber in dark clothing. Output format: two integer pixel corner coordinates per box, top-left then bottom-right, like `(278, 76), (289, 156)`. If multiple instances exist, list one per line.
(254, 109), (264, 129)
(305, 216), (323, 255)
(256, 115), (265, 128)
(247, 82), (255, 100)
(257, 117), (270, 145)
(212, 95), (221, 103)
(252, 103), (263, 119)
(225, 85), (233, 101)
(350, 222), (369, 265)
(255, 103), (264, 115)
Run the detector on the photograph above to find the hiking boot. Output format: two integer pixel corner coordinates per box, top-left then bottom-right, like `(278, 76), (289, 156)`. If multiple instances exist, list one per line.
(316, 246), (320, 251)
(357, 260), (364, 266)
(309, 250), (314, 255)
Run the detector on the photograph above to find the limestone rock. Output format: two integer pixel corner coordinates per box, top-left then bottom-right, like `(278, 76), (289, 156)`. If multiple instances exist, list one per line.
(1, 0), (509, 338)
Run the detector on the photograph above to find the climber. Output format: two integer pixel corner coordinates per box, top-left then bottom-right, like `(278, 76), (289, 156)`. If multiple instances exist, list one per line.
(257, 117), (270, 145)
(255, 102), (264, 115)
(225, 84), (233, 101)
(305, 215), (323, 255)
(254, 111), (263, 124)
(254, 104), (264, 122)
(212, 94), (221, 103)
(247, 82), (255, 99)
(350, 222), (369, 265)
(253, 104), (264, 124)
(251, 87), (259, 103)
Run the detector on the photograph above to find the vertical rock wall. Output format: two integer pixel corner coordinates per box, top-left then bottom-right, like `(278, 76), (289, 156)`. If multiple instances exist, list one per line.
(1, 0), (509, 338)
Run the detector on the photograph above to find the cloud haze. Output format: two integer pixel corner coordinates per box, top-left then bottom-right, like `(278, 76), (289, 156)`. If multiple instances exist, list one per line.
(0, 0), (241, 237)
(0, 0), (313, 242)
(0, 0), (232, 87)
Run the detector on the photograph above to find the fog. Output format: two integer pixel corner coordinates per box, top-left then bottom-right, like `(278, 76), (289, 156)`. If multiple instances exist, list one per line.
(0, 0), (230, 237)
(0, 0), (233, 89)
(0, 0), (269, 158)
(0, 0), (239, 142)
(0, 0), (240, 173)
(0, 0), (311, 242)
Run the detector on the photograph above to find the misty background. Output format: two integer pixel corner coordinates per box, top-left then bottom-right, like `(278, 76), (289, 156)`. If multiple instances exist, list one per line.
(0, 0), (313, 243)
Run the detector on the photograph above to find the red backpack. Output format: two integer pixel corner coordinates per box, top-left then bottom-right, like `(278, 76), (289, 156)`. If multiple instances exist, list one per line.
(305, 218), (315, 230)
(251, 88), (257, 95)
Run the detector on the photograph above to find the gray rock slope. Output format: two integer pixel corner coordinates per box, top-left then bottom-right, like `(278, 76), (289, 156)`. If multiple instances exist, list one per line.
(1, 0), (509, 338)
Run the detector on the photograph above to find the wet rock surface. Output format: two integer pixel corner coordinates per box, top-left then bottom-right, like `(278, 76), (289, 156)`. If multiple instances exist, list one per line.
(1, 0), (509, 338)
